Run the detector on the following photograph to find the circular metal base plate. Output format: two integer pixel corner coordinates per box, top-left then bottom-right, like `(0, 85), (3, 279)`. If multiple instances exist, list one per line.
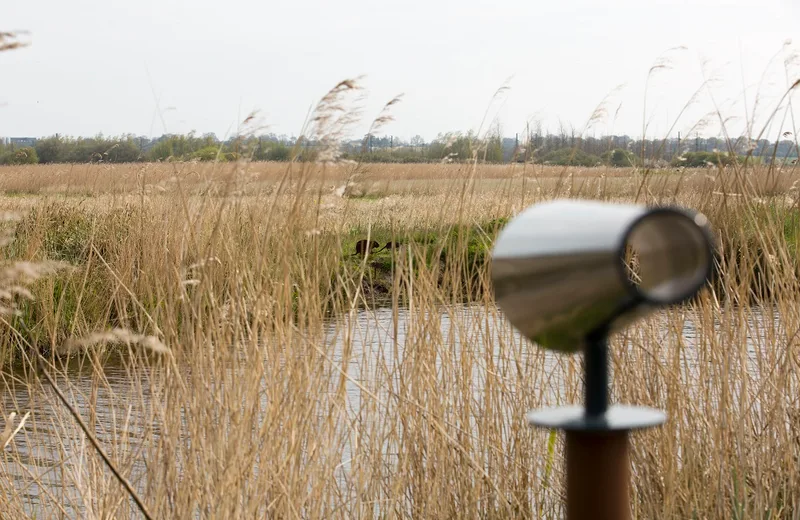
(527, 404), (666, 432)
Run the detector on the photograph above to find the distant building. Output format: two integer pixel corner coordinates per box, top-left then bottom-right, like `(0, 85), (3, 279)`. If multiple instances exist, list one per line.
(10, 137), (37, 147)
(1, 137), (37, 147)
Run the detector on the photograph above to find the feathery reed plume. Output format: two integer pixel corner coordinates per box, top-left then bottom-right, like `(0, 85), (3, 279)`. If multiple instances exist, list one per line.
(303, 77), (366, 164)
(0, 258), (71, 316)
(360, 94), (405, 156)
(59, 328), (169, 356)
(0, 411), (30, 449)
(0, 31), (29, 52)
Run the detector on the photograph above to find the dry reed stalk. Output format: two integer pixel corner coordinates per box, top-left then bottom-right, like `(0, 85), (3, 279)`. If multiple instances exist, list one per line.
(0, 80), (799, 518)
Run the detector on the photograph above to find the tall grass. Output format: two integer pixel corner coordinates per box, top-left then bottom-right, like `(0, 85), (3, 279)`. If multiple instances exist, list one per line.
(0, 150), (797, 518)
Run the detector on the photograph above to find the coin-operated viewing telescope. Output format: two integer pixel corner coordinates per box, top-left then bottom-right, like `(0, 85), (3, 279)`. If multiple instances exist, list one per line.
(491, 199), (715, 520)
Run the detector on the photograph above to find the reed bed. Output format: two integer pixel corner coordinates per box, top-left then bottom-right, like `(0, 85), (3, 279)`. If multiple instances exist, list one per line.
(0, 158), (796, 519)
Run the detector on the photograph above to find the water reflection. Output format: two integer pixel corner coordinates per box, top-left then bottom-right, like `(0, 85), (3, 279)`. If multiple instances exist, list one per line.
(0, 361), (154, 517)
(0, 304), (781, 516)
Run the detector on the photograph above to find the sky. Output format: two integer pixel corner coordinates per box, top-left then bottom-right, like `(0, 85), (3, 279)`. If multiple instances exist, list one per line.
(2, 0), (800, 142)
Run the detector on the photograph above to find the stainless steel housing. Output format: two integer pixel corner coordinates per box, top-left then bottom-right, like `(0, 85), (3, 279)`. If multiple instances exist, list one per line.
(491, 199), (715, 352)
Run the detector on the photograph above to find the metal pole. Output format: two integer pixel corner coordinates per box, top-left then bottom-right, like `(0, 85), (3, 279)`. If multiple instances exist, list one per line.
(584, 334), (608, 416)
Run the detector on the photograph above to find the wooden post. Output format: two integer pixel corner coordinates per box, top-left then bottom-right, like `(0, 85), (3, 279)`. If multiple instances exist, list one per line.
(565, 431), (631, 520)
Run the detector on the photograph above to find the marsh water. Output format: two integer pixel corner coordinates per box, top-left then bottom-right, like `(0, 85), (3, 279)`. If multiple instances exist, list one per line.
(0, 304), (781, 516)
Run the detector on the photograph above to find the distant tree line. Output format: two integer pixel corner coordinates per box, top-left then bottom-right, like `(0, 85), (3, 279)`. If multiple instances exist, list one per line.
(0, 129), (797, 167)
(0, 132), (297, 165)
(343, 130), (798, 167)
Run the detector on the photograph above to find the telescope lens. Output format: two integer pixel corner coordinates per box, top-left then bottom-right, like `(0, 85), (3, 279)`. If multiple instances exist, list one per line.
(623, 210), (712, 305)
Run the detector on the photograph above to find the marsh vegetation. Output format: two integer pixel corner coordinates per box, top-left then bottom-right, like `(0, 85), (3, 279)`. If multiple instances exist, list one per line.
(0, 152), (796, 518)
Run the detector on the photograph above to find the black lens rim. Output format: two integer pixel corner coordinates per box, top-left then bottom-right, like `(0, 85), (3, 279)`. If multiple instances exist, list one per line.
(615, 206), (716, 306)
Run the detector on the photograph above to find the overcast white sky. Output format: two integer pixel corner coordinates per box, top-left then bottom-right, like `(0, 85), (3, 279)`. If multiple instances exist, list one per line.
(2, 0), (799, 142)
